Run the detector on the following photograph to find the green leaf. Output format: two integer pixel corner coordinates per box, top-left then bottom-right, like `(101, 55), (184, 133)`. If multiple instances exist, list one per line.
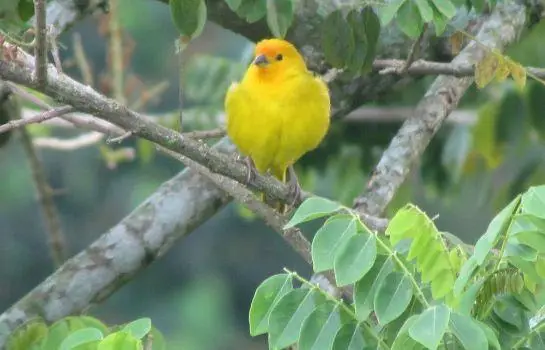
(225, 0), (242, 11)
(391, 315), (424, 350)
(477, 321), (501, 350)
(249, 273), (293, 336)
(396, 0), (424, 38)
(449, 312), (487, 350)
(473, 195), (521, 264)
(430, 0), (457, 18)
(60, 328), (103, 350)
(354, 255), (394, 321)
(409, 305), (450, 350)
(285, 197), (342, 228)
(431, 6), (448, 36)
(361, 7), (381, 73)
(6, 320), (48, 350)
(17, 0), (34, 22)
(97, 331), (141, 350)
(521, 185), (545, 219)
(266, 0), (293, 38)
(374, 272), (413, 325)
(414, 0), (434, 22)
(345, 10), (366, 74)
(268, 289), (319, 349)
(299, 303), (343, 350)
(332, 323), (372, 350)
(379, 0), (407, 25)
(312, 215), (358, 272)
(527, 82), (545, 141)
(333, 232), (377, 286)
(321, 10), (355, 68)
(170, 0), (207, 40)
(122, 318), (151, 340)
(454, 256), (478, 296)
(236, 0), (267, 23)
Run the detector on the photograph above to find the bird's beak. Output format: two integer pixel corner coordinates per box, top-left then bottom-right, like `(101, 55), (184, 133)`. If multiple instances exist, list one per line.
(253, 54), (269, 67)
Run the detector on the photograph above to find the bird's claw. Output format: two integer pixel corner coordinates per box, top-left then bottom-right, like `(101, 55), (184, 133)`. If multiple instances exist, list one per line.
(287, 165), (302, 207)
(244, 156), (257, 185)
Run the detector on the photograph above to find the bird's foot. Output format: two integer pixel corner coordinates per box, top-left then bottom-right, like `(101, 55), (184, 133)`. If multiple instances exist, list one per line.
(243, 156), (258, 185)
(287, 165), (303, 208)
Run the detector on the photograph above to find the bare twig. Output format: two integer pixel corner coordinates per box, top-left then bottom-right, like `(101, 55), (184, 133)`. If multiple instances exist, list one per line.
(107, 131), (133, 143)
(130, 81), (169, 111)
(382, 24), (428, 75)
(183, 128), (226, 139)
(0, 105), (73, 134)
(72, 33), (93, 86)
(34, 132), (104, 150)
(34, 0), (48, 86)
(354, 2), (527, 216)
(373, 59), (545, 78)
(49, 30), (63, 73)
(19, 123), (67, 267)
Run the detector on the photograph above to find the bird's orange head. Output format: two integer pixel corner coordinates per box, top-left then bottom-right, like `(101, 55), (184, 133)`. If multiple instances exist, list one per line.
(249, 39), (307, 79)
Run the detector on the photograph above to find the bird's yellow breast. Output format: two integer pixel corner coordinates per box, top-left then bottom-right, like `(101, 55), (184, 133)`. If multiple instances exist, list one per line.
(225, 70), (330, 179)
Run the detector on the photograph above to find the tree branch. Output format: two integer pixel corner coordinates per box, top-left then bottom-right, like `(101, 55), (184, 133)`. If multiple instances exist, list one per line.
(353, 1), (528, 216)
(33, 0), (48, 87)
(0, 141), (234, 347)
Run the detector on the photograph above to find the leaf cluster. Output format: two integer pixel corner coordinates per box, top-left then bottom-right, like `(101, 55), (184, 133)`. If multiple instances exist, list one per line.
(6, 316), (165, 350)
(249, 185), (545, 349)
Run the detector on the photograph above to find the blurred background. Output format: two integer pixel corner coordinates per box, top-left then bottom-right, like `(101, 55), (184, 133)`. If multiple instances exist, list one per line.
(2, 1), (545, 349)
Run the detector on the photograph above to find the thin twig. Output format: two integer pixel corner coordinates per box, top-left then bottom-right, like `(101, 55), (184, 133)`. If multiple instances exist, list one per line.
(130, 81), (169, 111)
(34, 132), (104, 150)
(19, 123), (67, 267)
(176, 38), (184, 131)
(34, 0), (48, 87)
(344, 106), (477, 125)
(183, 128), (226, 139)
(72, 33), (93, 86)
(382, 24), (428, 75)
(107, 131), (133, 143)
(0, 105), (73, 134)
(108, 0), (125, 104)
(49, 29), (63, 73)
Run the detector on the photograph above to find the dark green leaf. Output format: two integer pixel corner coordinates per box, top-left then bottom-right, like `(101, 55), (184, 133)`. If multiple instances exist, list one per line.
(409, 304), (450, 350)
(495, 91), (526, 146)
(268, 289), (319, 349)
(249, 273), (293, 336)
(361, 7), (381, 73)
(122, 318), (151, 340)
(334, 233), (377, 286)
(170, 0), (207, 40)
(471, 0), (486, 13)
(449, 312), (488, 350)
(391, 315), (424, 350)
(477, 321), (501, 350)
(17, 0), (34, 22)
(59, 328), (103, 350)
(379, 0), (407, 25)
(266, 0), (293, 38)
(321, 10), (355, 68)
(354, 255), (394, 321)
(299, 303), (343, 350)
(396, 0), (424, 38)
(345, 10), (366, 74)
(285, 197), (342, 228)
(236, 0), (267, 23)
(374, 272), (413, 325)
(312, 215), (358, 272)
(431, 5), (448, 36)
(527, 82), (545, 141)
(332, 323), (374, 350)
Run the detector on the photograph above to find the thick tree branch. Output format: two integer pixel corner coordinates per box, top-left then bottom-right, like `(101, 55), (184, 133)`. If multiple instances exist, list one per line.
(0, 141), (234, 347)
(353, 2), (527, 216)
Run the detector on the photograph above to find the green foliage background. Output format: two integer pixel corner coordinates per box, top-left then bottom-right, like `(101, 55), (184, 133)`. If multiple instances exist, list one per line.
(2, 0), (545, 348)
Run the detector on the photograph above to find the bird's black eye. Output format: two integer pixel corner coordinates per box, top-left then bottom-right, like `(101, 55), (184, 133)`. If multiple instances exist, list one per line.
(276, 54), (283, 61)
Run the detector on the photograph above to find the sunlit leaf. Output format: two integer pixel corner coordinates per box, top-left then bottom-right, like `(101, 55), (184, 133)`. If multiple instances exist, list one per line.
(378, 0), (407, 25)
(249, 273), (293, 336)
(285, 197), (342, 228)
(475, 51), (499, 89)
(97, 331), (141, 350)
(374, 272), (413, 325)
(409, 304), (450, 350)
(414, 0), (434, 22)
(59, 328), (103, 350)
(122, 318), (151, 340)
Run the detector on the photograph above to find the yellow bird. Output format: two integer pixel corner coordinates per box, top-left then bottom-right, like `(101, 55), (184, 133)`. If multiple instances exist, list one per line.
(225, 38), (330, 210)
